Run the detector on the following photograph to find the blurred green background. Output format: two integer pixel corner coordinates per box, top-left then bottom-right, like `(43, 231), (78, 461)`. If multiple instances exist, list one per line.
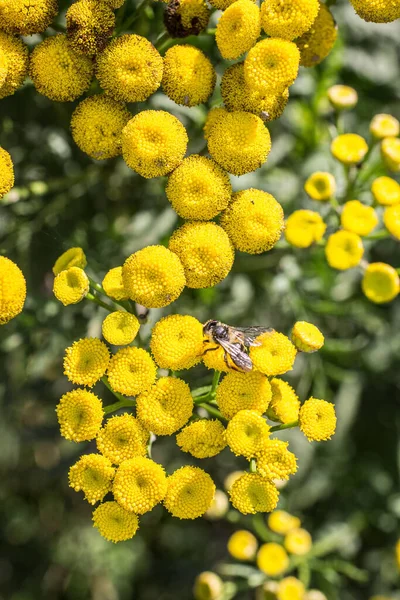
(1, 0), (400, 598)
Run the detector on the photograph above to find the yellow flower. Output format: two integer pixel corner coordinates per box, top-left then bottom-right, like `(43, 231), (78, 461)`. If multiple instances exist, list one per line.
(53, 267), (89, 306)
(69, 454), (115, 504)
(136, 377), (193, 435)
(64, 338), (110, 387)
(256, 439), (298, 480)
(0, 0), (58, 35)
(122, 110), (188, 178)
(96, 34), (163, 102)
(370, 114), (400, 139)
(277, 577), (305, 600)
(169, 222), (234, 289)
(220, 189), (284, 254)
(325, 230), (364, 270)
(331, 133), (369, 165)
(107, 347), (157, 396)
(229, 473), (279, 514)
(53, 247), (87, 276)
(102, 266), (129, 302)
(284, 528), (312, 555)
(164, 465), (215, 519)
(348, 0), (400, 23)
(396, 539), (400, 570)
(66, 0), (115, 55)
(285, 210), (326, 248)
(257, 543), (289, 576)
(100, 0), (125, 6)
(193, 572), (224, 600)
(113, 457), (167, 514)
(250, 331), (297, 376)
(215, 371), (272, 419)
(71, 95), (130, 160)
(226, 410), (270, 459)
(224, 470), (245, 491)
(261, 0), (319, 41)
(166, 155), (231, 221)
(381, 137), (400, 172)
(299, 397), (337, 442)
(150, 314), (204, 371)
(56, 388), (104, 442)
(268, 510), (301, 535)
(0, 146), (14, 199)
(362, 262), (399, 304)
(164, 0), (210, 38)
(341, 200), (378, 237)
(162, 45), (215, 107)
(227, 530), (258, 560)
(384, 204), (400, 239)
(291, 321), (324, 353)
(244, 38), (300, 94)
(122, 245), (186, 308)
(296, 2), (337, 67)
(327, 84), (358, 111)
(93, 501), (139, 543)
(96, 414), (149, 464)
(203, 107), (228, 141)
(304, 172), (336, 201)
(216, 0), (261, 61)
(267, 378), (300, 424)
(30, 34), (94, 102)
(203, 343), (240, 373)
(0, 256), (26, 325)
(304, 592), (328, 600)
(371, 176), (400, 206)
(177, 420), (227, 458)
(102, 311), (140, 346)
(207, 111), (271, 176)
(0, 32), (29, 100)
(205, 489), (229, 520)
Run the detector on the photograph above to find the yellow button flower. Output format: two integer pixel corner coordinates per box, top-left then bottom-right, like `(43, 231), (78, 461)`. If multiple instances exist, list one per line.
(255, 439), (298, 480)
(164, 0), (210, 37)
(216, 0), (261, 60)
(348, 0), (400, 23)
(176, 420), (227, 458)
(304, 172), (336, 201)
(164, 465), (216, 519)
(93, 501), (139, 543)
(64, 338), (110, 387)
(102, 266), (129, 302)
(0, 256), (26, 325)
(244, 38), (300, 94)
(53, 247), (87, 276)
(224, 471), (245, 492)
(203, 107), (228, 141)
(69, 454), (115, 504)
(229, 472), (279, 514)
(96, 414), (149, 464)
(371, 176), (400, 206)
(102, 311), (140, 346)
(285, 210), (326, 248)
(249, 331), (297, 376)
(384, 204), (400, 239)
(296, 3), (338, 67)
(113, 456), (167, 514)
(267, 378), (300, 424)
(107, 347), (157, 396)
(0, 0), (58, 35)
(0, 32), (29, 100)
(53, 267), (89, 306)
(325, 230), (364, 270)
(150, 314), (204, 371)
(299, 397), (337, 442)
(226, 410), (270, 459)
(362, 262), (399, 304)
(381, 137), (400, 172)
(284, 528), (312, 555)
(341, 200), (378, 237)
(227, 530), (258, 560)
(261, 0), (320, 41)
(277, 577), (305, 600)
(268, 510), (301, 535)
(0, 146), (14, 199)
(203, 343), (241, 373)
(291, 321), (324, 353)
(257, 542), (289, 576)
(136, 377), (193, 435)
(193, 572), (224, 600)
(66, 0), (115, 55)
(215, 371), (272, 419)
(370, 114), (400, 139)
(331, 133), (368, 165)
(327, 84), (358, 111)
(56, 388), (104, 442)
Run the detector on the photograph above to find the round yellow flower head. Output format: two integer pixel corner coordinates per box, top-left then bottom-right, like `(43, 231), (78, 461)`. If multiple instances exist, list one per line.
(299, 397), (337, 442)
(371, 176), (400, 206)
(277, 577), (305, 600)
(304, 592), (328, 600)
(0, 256), (26, 325)
(66, 0), (115, 55)
(381, 137), (400, 172)
(0, 0), (58, 35)
(122, 110), (188, 178)
(331, 133), (368, 165)
(177, 419), (227, 458)
(256, 439), (298, 480)
(53, 247), (87, 276)
(216, 371), (272, 419)
(164, 465), (215, 519)
(53, 267), (89, 306)
(150, 314), (204, 371)
(224, 470), (245, 492)
(216, 0), (261, 61)
(113, 457), (167, 514)
(136, 377), (193, 435)
(325, 230), (364, 270)
(203, 107), (228, 141)
(226, 410), (271, 459)
(268, 510), (301, 535)
(396, 539), (400, 570)
(362, 262), (399, 304)
(97, 413), (149, 464)
(285, 210), (326, 248)
(341, 200), (378, 237)
(102, 311), (140, 346)
(296, 2), (337, 67)
(93, 501), (139, 543)
(162, 45), (215, 107)
(69, 454), (115, 505)
(207, 111), (272, 176)
(327, 84), (358, 111)
(102, 266), (129, 302)
(169, 222), (234, 289)
(30, 35), (94, 102)
(348, 0), (400, 23)
(261, 0), (319, 41)
(164, 0), (210, 38)
(193, 572), (224, 600)
(229, 473), (279, 514)
(96, 34), (163, 102)
(291, 321), (324, 353)
(0, 33), (29, 100)
(205, 489), (229, 520)
(250, 331), (297, 376)
(0, 147), (14, 199)
(220, 189), (284, 254)
(203, 343), (241, 373)
(257, 542), (289, 576)
(122, 245), (186, 308)
(370, 114), (400, 139)
(64, 338), (110, 387)
(304, 172), (336, 201)
(56, 388), (104, 442)
(100, 0), (125, 6)
(384, 204), (400, 240)
(71, 95), (130, 160)
(284, 528), (312, 555)
(244, 38), (300, 94)
(107, 347), (157, 396)
(268, 378), (300, 424)
(227, 530), (258, 561)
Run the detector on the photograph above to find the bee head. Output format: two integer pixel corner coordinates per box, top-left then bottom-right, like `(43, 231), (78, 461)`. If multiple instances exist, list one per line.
(203, 319), (218, 335)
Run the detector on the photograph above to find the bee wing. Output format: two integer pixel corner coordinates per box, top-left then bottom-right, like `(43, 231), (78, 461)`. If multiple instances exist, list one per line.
(217, 338), (253, 372)
(233, 326), (275, 347)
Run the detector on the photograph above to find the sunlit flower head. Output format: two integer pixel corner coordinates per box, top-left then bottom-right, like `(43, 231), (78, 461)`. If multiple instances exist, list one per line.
(102, 267), (129, 302)
(384, 204), (400, 240)
(203, 107), (228, 140)
(284, 528), (312, 555)
(268, 378), (300, 424)
(56, 388), (104, 442)
(257, 542), (289, 576)
(371, 176), (400, 206)
(362, 262), (399, 304)
(162, 45), (215, 106)
(93, 501), (139, 543)
(304, 172), (336, 201)
(101, 311), (140, 346)
(96, 414), (149, 464)
(277, 577), (305, 600)
(150, 314), (204, 371)
(66, 0), (115, 55)
(296, 2), (337, 67)
(325, 230), (364, 270)
(215, 371), (272, 419)
(136, 377), (193, 435)
(299, 397), (337, 442)
(381, 137), (400, 172)
(268, 510), (301, 535)
(285, 210), (326, 248)
(229, 472), (279, 514)
(113, 456), (167, 514)
(0, 32), (29, 100)
(53, 267), (89, 306)
(291, 321), (324, 353)
(256, 439), (298, 480)
(261, 0), (320, 41)
(176, 419), (227, 458)
(226, 410), (270, 459)
(370, 114), (400, 139)
(0, 256), (26, 325)
(348, 0), (400, 23)
(216, 0), (261, 60)
(193, 572), (224, 600)
(227, 530), (258, 560)
(0, 0), (58, 35)
(107, 347), (157, 396)
(331, 133), (368, 165)
(0, 146), (14, 199)
(249, 331), (297, 376)
(69, 454), (115, 504)
(327, 84), (358, 110)
(164, 465), (216, 519)
(341, 200), (378, 237)
(244, 38), (300, 94)
(64, 338), (110, 387)
(53, 247), (87, 276)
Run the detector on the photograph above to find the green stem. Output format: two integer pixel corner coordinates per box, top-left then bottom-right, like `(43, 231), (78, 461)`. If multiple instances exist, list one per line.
(192, 385), (212, 398)
(210, 370), (221, 397)
(364, 229), (390, 241)
(86, 292), (115, 312)
(270, 420), (298, 433)
(103, 398), (136, 415)
(155, 31), (171, 53)
(118, 0), (151, 33)
(50, 23), (67, 33)
(249, 458), (257, 473)
(197, 402), (227, 422)
(252, 513), (277, 543)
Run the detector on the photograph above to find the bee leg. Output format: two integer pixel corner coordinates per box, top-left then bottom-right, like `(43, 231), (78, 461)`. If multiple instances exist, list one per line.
(202, 345), (220, 356)
(223, 351), (242, 372)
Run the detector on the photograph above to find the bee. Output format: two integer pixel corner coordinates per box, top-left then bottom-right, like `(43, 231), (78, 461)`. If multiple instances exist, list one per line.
(203, 320), (274, 373)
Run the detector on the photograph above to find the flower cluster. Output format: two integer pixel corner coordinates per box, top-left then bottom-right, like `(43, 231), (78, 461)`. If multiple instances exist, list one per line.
(0, 255), (27, 325)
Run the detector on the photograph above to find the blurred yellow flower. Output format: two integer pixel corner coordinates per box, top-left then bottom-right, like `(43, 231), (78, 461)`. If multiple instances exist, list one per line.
(327, 84), (358, 110)
(325, 230), (364, 270)
(371, 176), (400, 206)
(331, 133), (368, 165)
(340, 200), (378, 237)
(370, 114), (400, 139)
(362, 262), (399, 304)
(291, 321), (324, 353)
(304, 172), (336, 201)
(227, 530), (258, 560)
(284, 528), (312, 555)
(257, 542), (289, 576)
(285, 210), (326, 248)
(268, 510), (301, 535)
